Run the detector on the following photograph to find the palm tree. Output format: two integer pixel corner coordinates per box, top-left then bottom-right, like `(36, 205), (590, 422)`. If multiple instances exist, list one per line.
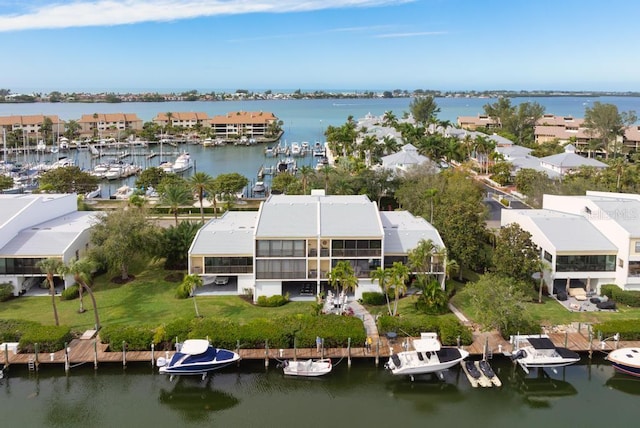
(327, 260), (358, 301)
(178, 274), (204, 317)
(189, 172), (215, 222)
(371, 266), (393, 316)
(63, 258), (101, 329)
(36, 258), (64, 326)
(298, 165), (314, 194)
(160, 184), (193, 226)
(388, 262), (410, 316)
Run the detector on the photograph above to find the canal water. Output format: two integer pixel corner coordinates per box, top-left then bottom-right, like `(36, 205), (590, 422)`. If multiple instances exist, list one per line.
(0, 355), (638, 427)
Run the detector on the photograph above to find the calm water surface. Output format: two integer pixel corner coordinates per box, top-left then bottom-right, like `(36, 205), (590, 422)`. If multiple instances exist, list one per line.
(0, 356), (638, 428)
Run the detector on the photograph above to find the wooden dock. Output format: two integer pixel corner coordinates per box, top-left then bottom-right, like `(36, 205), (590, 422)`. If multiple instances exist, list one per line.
(2, 330), (639, 372)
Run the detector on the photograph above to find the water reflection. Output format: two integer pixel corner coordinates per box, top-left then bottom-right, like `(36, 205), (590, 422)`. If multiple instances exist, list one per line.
(158, 377), (239, 422)
(385, 369), (464, 413)
(510, 368), (577, 408)
(605, 374), (640, 396)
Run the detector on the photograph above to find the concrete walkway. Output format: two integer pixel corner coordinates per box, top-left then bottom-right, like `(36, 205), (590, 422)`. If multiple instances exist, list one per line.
(349, 300), (380, 343)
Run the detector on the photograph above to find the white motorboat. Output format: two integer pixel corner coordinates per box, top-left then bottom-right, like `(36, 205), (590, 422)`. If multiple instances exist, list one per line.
(606, 347), (640, 377)
(157, 339), (240, 377)
(384, 332), (469, 379)
(171, 152), (193, 173)
(104, 164), (123, 180)
(508, 335), (580, 373)
(313, 142), (326, 156)
(252, 181), (266, 193)
(111, 185), (133, 200)
(282, 358), (332, 377)
(290, 142), (301, 156)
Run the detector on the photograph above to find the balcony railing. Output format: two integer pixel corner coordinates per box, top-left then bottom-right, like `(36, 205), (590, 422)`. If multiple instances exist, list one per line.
(256, 271), (307, 280)
(204, 266), (253, 274)
(331, 249), (382, 258)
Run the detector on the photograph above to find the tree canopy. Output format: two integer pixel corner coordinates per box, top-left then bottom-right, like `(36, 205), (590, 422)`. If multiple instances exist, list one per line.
(38, 166), (99, 194)
(493, 223), (540, 282)
(409, 95), (440, 126)
(90, 207), (159, 281)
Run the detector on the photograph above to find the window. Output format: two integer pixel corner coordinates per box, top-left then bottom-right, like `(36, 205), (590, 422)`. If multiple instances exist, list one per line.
(543, 251), (552, 263)
(555, 255), (616, 272)
(635, 241), (640, 253)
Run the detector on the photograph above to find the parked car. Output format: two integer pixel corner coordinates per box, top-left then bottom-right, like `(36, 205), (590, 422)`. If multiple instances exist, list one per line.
(213, 276), (229, 286)
(300, 283), (315, 296)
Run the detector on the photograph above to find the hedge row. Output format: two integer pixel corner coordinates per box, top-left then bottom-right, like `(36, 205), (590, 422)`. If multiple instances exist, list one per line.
(592, 319), (640, 341)
(0, 319), (39, 343)
(100, 314), (367, 351)
(361, 292), (387, 306)
(601, 284), (640, 307)
(19, 326), (73, 353)
(377, 314), (473, 346)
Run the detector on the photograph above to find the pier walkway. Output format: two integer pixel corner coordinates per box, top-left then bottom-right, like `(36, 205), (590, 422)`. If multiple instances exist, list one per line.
(2, 325), (638, 373)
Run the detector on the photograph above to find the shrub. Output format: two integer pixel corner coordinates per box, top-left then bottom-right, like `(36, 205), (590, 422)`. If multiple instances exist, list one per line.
(0, 282), (14, 302)
(361, 292), (386, 306)
(256, 294), (289, 307)
(376, 314), (472, 346)
(60, 284), (80, 301)
(19, 325), (72, 353)
(100, 325), (155, 351)
(0, 319), (39, 343)
(593, 319), (640, 341)
(600, 284), (640, 307)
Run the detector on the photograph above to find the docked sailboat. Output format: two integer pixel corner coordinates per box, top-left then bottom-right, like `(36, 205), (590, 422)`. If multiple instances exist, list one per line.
(157, 339), (240, 377)
(508, 335), (580, 373)
(281, 358), (332, 377)
(384, 332), (469, 379)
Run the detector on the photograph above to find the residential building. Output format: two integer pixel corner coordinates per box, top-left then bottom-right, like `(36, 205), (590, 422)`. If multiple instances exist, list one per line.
(380, 143), (439, 174)
(209, 111), (278, 140)
(501, 191), (640, 294)
(152, 112), (210, 129)
(188, 192), (446, 301)
(0, 194), (98, 296)
(457, 115), (500, 130)
(77, 113), (143, 138)
(0, 114), (65, 141)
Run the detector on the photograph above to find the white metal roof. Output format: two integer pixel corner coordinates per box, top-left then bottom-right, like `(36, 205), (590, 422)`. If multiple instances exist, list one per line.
(189, 211), (257, 255)
(255, 194), (383, 238)
(0, 211), (97, 256)
(512, 210), (617, 252)
(380, 211), (445, 254)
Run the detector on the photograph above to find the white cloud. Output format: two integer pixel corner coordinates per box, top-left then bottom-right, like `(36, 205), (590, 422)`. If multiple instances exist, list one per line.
(0, 0), (414, 32)
(374, 31), (446, 38)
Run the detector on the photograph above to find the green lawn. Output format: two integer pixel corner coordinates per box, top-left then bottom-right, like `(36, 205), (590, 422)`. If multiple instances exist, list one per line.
(450, 283), (640, 326)
(0, 261), (314, 332)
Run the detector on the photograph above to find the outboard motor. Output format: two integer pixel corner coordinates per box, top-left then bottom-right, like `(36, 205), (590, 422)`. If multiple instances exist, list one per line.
(510, 349), (527, 361)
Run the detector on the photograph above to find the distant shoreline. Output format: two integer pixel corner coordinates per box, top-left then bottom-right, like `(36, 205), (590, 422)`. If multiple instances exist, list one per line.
(2, 89), (640, 105)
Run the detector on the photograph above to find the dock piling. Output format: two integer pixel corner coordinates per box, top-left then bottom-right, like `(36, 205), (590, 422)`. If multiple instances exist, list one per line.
(347, 338), (351, 367)
(265, 340), (269, 368)
(34, 342), (39, 371)
(122, 341), (126, 367)
(150, 343), (154, 368)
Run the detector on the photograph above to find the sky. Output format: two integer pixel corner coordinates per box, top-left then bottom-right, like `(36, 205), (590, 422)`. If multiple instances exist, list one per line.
(1, 0), (639, 93)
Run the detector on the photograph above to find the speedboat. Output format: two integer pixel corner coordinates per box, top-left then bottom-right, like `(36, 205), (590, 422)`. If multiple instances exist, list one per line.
(606, 347), (640, 377)
(290, 142), (301, 156)
(509, 335), (580, 373)
(384, 332), (469, 379)
(281, 358), (332, 377)
(252, 181), (266, 193)
(157, 339), (240, 377)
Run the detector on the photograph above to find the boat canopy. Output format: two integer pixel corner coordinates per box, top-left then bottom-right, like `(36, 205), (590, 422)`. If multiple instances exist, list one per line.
(179, 339), (210, 355)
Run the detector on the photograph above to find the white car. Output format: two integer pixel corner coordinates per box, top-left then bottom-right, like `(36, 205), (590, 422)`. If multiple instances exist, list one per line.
(213, 276), (229, 286)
